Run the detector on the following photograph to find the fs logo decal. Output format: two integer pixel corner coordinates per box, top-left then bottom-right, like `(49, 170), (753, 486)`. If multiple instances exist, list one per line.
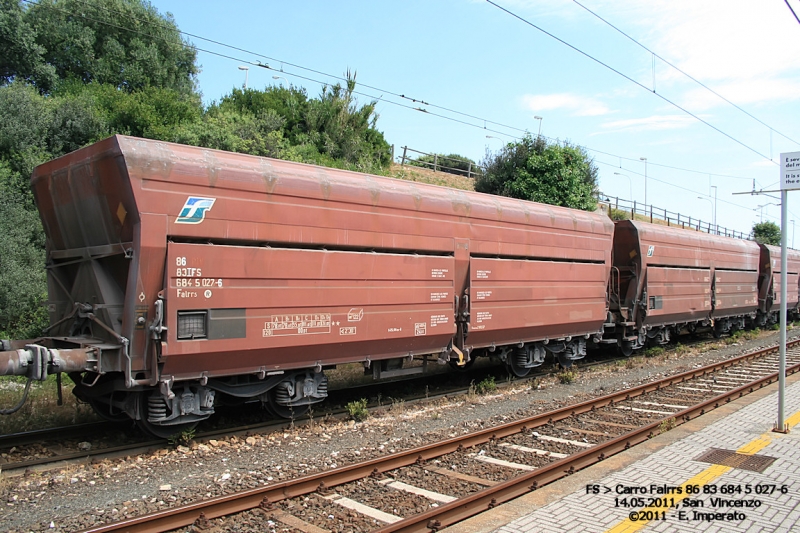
(176, 197), (216, 224)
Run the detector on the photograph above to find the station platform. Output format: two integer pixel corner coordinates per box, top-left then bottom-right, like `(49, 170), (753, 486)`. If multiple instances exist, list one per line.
(445, 371), (800, 533)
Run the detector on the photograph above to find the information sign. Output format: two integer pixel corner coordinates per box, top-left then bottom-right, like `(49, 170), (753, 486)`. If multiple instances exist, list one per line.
(780, 151), (800, 190)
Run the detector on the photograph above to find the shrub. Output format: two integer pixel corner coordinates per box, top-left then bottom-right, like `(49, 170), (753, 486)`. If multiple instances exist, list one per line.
(346, 398), (369, 421)
(168, 427), (196, 447)
(644, 346), (665, 357)
(409, 153), (481, 178)
(558, 370), (577, 384)
(474, 376), (497, 394)
(476, 134), (598, 211)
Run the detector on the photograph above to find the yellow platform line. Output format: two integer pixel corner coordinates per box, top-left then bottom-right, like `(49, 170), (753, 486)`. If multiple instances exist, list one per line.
(603, 408), (800, 533)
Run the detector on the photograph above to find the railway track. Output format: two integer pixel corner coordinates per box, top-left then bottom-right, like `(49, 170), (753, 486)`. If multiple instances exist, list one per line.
(0, 343), (634, 474)
(71, 340), (800, 533)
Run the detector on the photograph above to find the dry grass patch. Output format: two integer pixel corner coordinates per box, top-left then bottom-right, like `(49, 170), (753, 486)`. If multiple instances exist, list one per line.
(0, 375), (98, 434)
(385, 163), (475, 191)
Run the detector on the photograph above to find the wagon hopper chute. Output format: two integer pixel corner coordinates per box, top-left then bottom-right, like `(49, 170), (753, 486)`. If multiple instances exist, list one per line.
(756, 244), (800, 326)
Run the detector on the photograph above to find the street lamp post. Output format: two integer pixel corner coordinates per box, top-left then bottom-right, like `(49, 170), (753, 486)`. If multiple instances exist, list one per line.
(613, 172), (633, 201)
(711, 185), (717, 234)
(697, 196), (714, 231)
(272, 75), (288, 86)
(238, 66), (249, 89)
(755, 204), (766, 223)
(755, 203), (780, 223)
(534, 116), (543, 139)
(640, 157), (648, 208)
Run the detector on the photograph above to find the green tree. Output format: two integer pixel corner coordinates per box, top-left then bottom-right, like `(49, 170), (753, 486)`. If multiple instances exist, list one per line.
(0, 0), (57, 88)
(174, 105), (289, 159)
(0, 82), (55, 205)
(409, 152), (480, 177)
(301, 73), (391, 171)
(476, 134), (598, 211)
(217, 86), (309, 145)
(6, 0), (197, 94)
(0, 183), (47, 339)
(206, 76), (391, 173)
(0, 0), (202, 341)
(80, 82), (201, 140)
(753, 221), (781, 245)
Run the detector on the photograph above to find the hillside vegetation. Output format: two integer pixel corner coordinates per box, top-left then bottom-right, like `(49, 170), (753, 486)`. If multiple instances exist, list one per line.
(0, 0), (599, 339)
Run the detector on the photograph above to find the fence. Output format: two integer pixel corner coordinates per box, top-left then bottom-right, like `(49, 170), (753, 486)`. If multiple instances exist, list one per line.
(398, 146), (485, 179)
(598, 194), (750, 240)
(395, 145), (751, 240)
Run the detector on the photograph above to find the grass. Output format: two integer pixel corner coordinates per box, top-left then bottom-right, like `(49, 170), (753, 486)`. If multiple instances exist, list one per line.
(389, 397), (406, 414)
(386, 163), (475, 191)
(345, 398), (369, 422)
(557, 370), (577, 384)
(608, 208), (631, 221)
(474, 376), (497, 395)
(643, 346), (665, 357)
(673, 343), (691, 356)
(724, 330), (745, 344)
(659, 417), (677, 434)
(0, 374), (99, 434)
(167, 427), (196, 447)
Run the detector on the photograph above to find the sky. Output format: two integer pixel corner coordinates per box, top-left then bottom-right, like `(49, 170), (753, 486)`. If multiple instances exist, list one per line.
(151, 0), (800, 240)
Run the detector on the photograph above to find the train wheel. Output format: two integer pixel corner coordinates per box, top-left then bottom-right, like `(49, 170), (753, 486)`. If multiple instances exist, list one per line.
(88, 398), (129, 423)
(135, 393), (198, 439)
(620, 343), (634, 357)
(137, 417), (198, 440)
(267, 390), (310, 419)
(508, 354), (531, 378)
(557, 353), (574, 369)
(75, 374), (129, 422)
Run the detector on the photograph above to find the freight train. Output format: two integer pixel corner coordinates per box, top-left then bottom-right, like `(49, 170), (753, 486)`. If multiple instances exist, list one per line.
(0, 136), (797, 437)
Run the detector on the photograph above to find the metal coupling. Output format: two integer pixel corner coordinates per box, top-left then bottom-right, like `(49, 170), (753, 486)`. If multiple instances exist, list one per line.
(0, 345), (89, 380)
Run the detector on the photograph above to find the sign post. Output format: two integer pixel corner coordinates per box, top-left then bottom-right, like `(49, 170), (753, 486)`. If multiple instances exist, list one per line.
(776, 152), (800, 433)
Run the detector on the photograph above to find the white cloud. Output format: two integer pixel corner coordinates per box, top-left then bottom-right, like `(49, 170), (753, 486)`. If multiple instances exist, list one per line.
(583, 0), (800, 107)
(597, 114), (697, 133)
(680, 79), (800, 111)
(750, 159), (781, 168)
(522, 92), (612, 116)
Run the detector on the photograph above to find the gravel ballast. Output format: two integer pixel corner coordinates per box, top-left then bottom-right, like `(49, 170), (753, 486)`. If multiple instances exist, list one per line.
(1, 329), (796, 532)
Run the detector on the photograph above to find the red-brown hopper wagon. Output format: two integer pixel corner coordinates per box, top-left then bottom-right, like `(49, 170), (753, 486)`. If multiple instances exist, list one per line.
(0, 136), (613, 435)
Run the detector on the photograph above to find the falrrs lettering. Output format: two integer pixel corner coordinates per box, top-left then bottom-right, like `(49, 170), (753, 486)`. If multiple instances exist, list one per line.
(176, 289), (197, 298)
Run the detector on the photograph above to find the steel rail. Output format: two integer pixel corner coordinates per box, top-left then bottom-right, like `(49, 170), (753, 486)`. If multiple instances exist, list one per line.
(0, 349), (624, 473)
(0, 421), (110, 449)
(76, 340), (799, 533)
(0, 337), (719, 472)
(376, 352), (800, 532)
(1, 377), (488, 473)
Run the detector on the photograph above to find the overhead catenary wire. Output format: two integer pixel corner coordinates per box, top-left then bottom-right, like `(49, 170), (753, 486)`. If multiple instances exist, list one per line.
(593, 159), (782, 219)
(485, 0), (778, 164)
(571, 0), (800, 148)
(21, 0), (784, 232)
(784, 0), (800, 25)
(21, 0), (768, 186)
(37, 0), (531, 137)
